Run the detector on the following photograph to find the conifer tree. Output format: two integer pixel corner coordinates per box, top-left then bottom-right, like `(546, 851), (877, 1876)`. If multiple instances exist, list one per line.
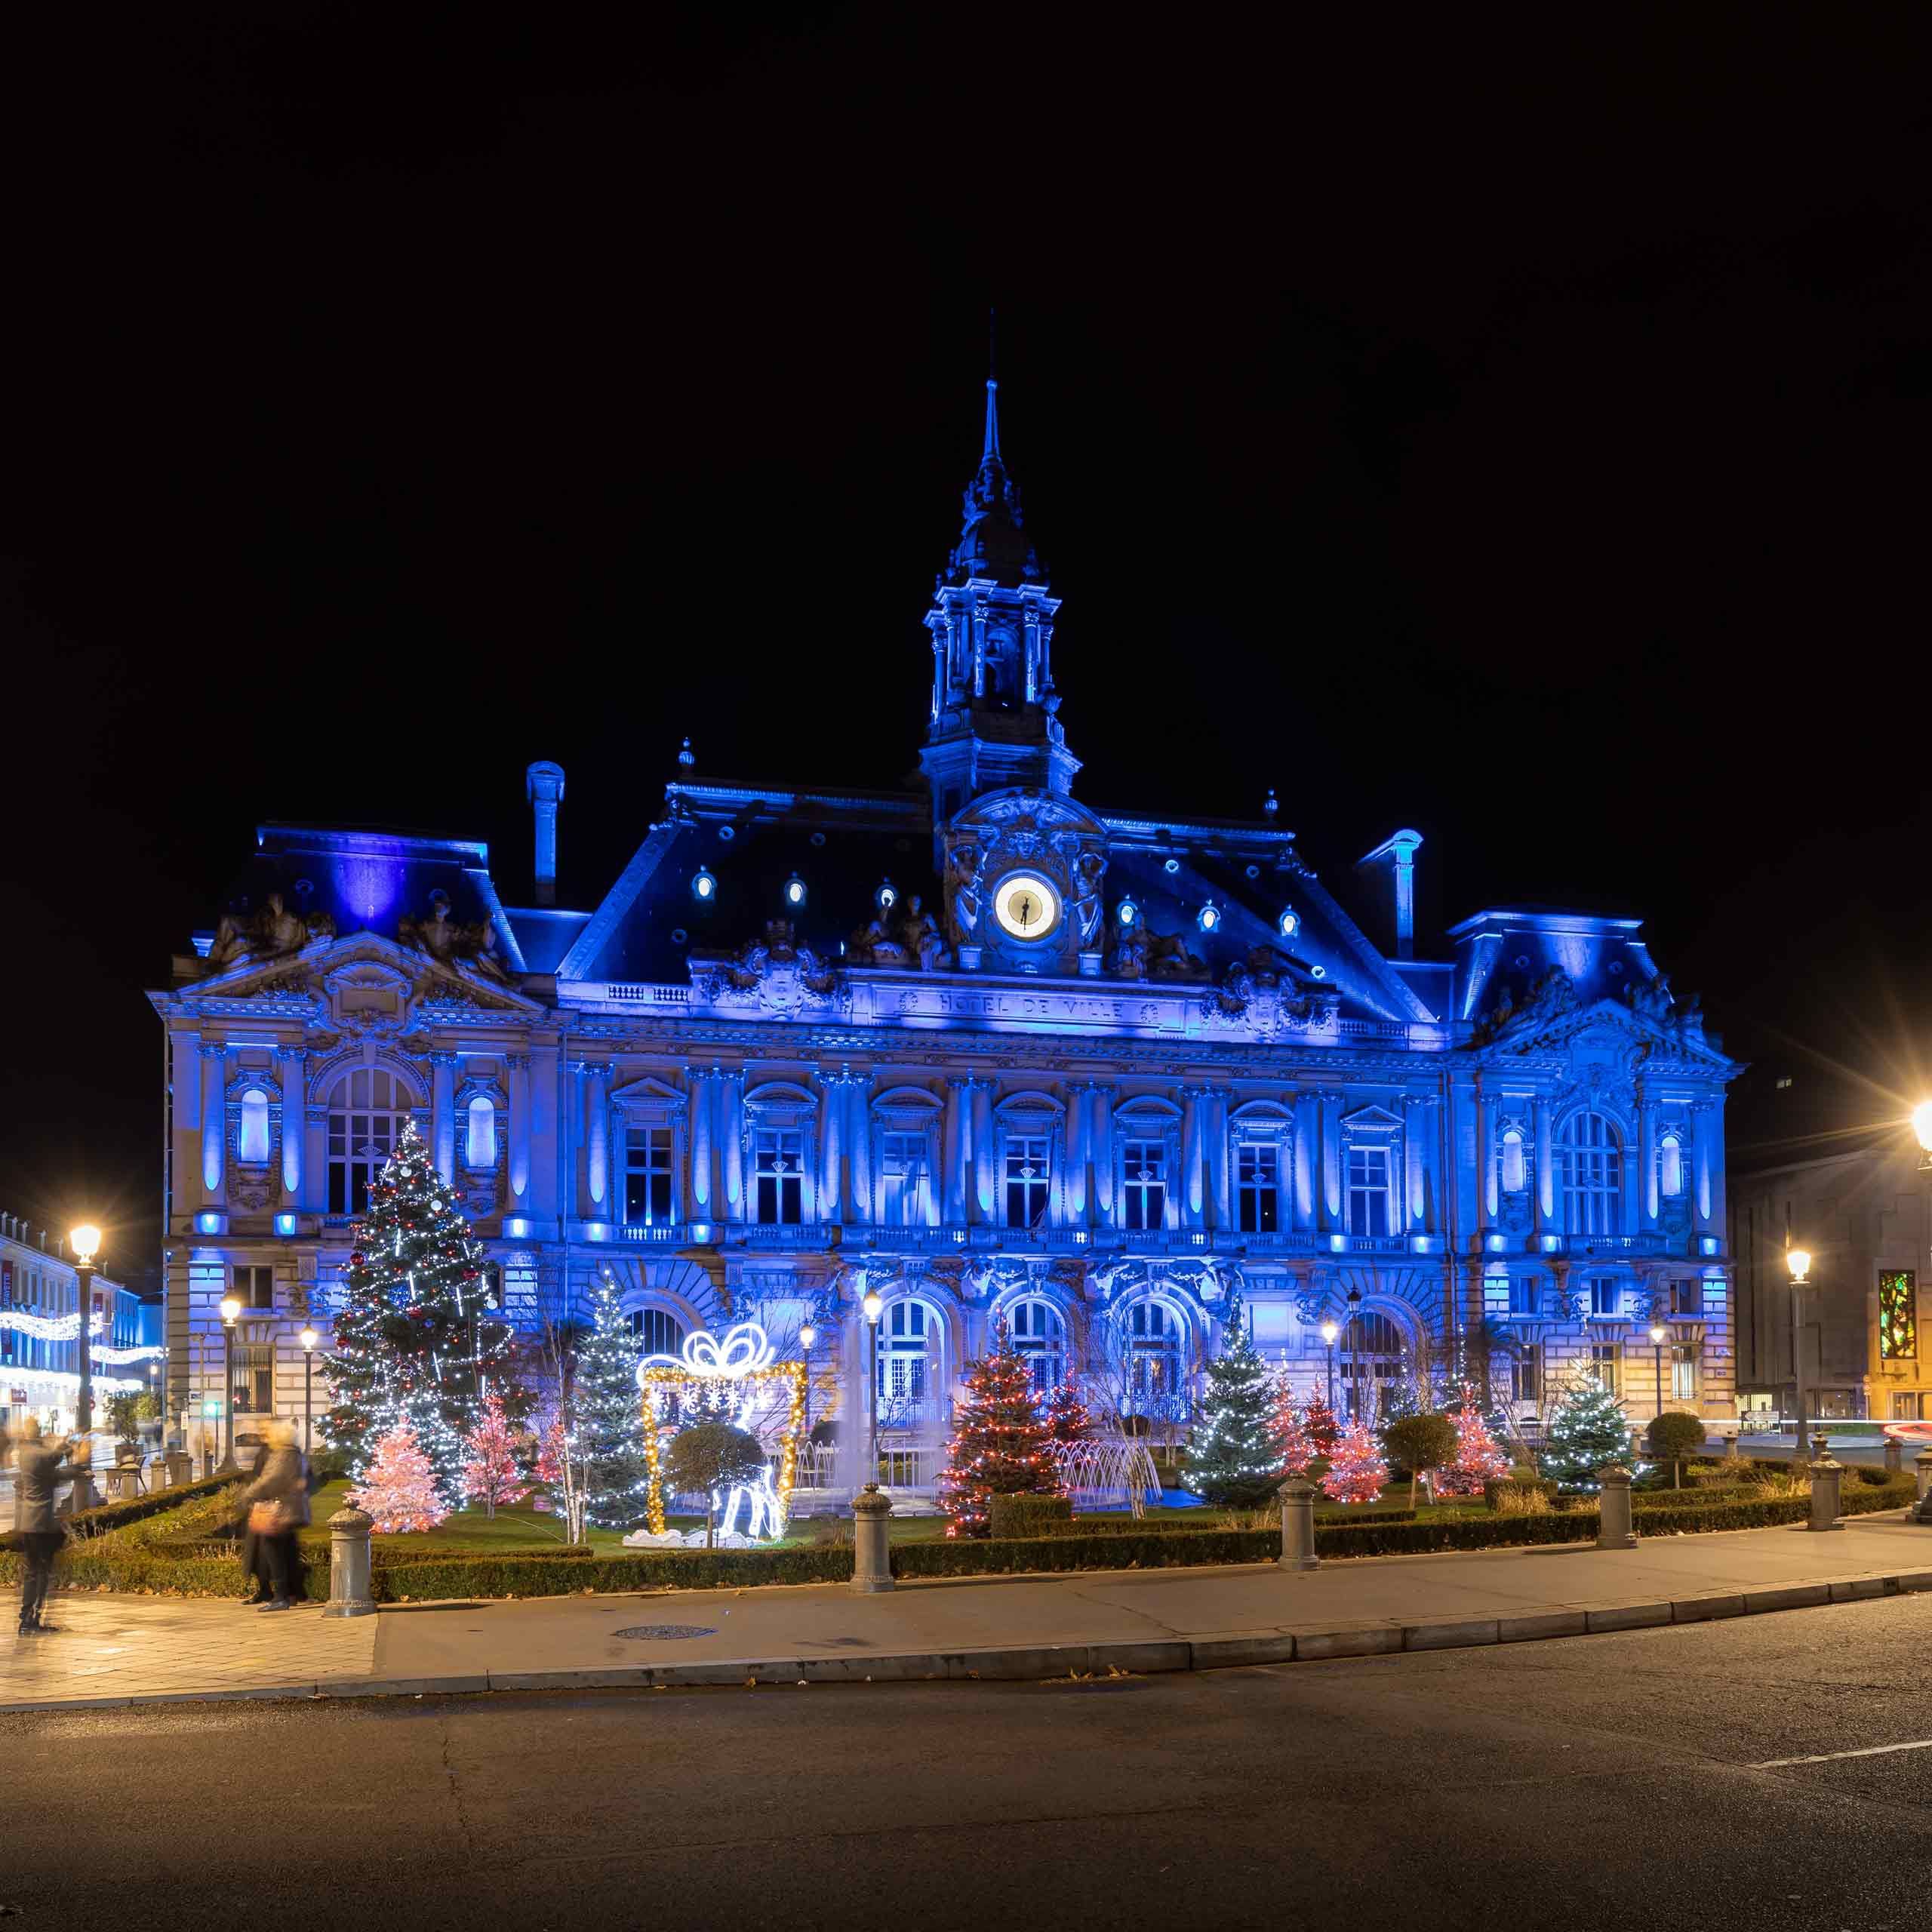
(580, 1274), (651, 1528)
(1321, 1415), (1389, 1504)
(937, 1321), (1059, 1538)
(1188, 1297), (1281, 1506)
(460, 1392), (526, 1517)
(1044, 1380), (1095, 1449)
(1541, 1374), (1634, 1488)
(1303, 1392), (1342, 1458)
(1435, 1385), (1514, 1496)
(1275, 1391), (1318, 1476)
(348, 1420), (449, 1534)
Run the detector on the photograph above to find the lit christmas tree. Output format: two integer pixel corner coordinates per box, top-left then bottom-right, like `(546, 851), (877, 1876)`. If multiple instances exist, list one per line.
(321, 1118), (518, 1500)
(534, 1407), (589, 1543)
(1321, 1415), (1389, 1504)
(1275, 1391), (1318, 1476)
(580, 1273), (651, 1529)
(1188, 1297), (1282, 1507)
(1044, 1380), (1095, 1449)
(1303, 1392), (1342, 1458)
(1435, 1385), (1514, 1496)
(937, 1321), (1059, 1538)
(347, 1419), (449, 1534)
(460, 1392), (526, 1518)
(1540, 1374), (1633, 1489)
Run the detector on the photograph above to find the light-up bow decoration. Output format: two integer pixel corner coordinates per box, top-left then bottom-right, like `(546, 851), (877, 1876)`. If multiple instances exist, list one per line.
(639, 1321), (777, 1382)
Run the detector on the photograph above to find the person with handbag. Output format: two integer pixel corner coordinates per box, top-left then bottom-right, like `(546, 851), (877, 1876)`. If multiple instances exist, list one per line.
(9, 1417), (76, 1636)
(235, 1420), (310, 1611)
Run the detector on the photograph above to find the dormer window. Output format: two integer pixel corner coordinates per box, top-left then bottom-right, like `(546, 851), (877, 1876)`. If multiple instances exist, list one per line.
(1659, 1132), (1684, 1199)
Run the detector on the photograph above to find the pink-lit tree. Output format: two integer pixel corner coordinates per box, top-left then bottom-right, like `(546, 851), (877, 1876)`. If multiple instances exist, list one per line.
(1275, 1386), (1318, 1476)
(346, 1420), (449, 1534)
(460, 1392), (526, 1518)
(1320, 1415), (1389, 1505)
(1435, 1386), (1514, 1497)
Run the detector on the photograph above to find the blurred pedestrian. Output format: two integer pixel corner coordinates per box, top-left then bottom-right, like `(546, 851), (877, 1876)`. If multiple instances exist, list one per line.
(9, 1417), (74, 1636)
(237, 1420), (310, 1611)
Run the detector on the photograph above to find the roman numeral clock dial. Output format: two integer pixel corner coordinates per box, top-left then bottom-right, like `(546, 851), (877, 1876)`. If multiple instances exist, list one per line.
(992, 871), (1061, 942)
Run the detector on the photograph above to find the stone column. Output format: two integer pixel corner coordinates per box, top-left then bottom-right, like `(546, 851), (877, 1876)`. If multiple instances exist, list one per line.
(1319, 1092), (1343, 1230)
(1090, 1084), (1115, 1225)
(1181, 1087), (1205, 1229)
(278, 1048), (306, 1201)
(720, 1070), (746, 1226)
(1595, 1465), (1636, 1549)
(1208, 1091), (1232, 1232)
(431, 1052), (459, 1185)
(685, 1066), (715, 1221)
(1533, 1093), (1555, 1235)
(199, 1041), (228, 1201)
(507, 1053), (532, 1204)
(1638, 1083), (1658, 1226)
(1476, 1081), (1496, 1225)
(1063, 1082), (1090, 1225)
(851, 1485), (894, 1594)
(1402, 1095), (1425, 1232)
(303, 1102), (328, 1214)
(323, 1506), (376, 1618)
(943, 1077), (969, 1223)
(848, 1075), (875, 1226)
(1277, 1475), (1318, 1572)
(1693, 1099), (1715, 1232)
(971, 1078), (995, 1223)
(1291, 1091), (1316, 1230)
(818, 1069), (844, 1223)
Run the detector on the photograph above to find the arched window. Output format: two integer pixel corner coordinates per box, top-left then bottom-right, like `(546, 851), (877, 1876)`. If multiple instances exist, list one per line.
(237, 1088), (271, 1165)
(1341, 1310), (1406, 1421)
(1658, 1133), (1683, 1199)
(1500, 1128), (1525, 1196)
(1559, 1111), (1623, 1237)
(326, 1068), (411, 1216)
(629, 1307), (685, 1358)
(1008, 1299), (1065, 1392)
(1125, 1300), (1184, 1414)
(465, 1095), (497, 1170)
(876, 1300), (937, 1420)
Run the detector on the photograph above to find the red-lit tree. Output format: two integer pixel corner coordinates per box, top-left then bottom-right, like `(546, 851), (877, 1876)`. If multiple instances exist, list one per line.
(460, 1392), (526, 1518)
(1303, 1394), (1342, 1458)
(347, 1419), (449, 1534)
(1275, 1386), (1318, 1476)
(937, 1321), (1060, 1538)
(1045, 1380), (1095, 1449)
(1320, 1415), (1389, 1506)
(1435, 1386), (1514, 1497)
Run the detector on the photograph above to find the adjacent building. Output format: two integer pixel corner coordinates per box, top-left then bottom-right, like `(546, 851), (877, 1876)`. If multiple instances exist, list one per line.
(152, 373), (1743, 1494)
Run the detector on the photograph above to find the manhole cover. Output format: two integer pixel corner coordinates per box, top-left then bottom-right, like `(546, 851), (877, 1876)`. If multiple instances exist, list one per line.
(614, 1623), (718, 1641)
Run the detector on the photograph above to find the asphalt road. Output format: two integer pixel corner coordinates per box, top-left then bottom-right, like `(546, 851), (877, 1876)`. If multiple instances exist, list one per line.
(6, 1598), (1930, 1931)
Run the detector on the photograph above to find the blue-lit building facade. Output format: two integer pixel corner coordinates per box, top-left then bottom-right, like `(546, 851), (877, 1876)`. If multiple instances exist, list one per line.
(153, 379), (1741, 1489)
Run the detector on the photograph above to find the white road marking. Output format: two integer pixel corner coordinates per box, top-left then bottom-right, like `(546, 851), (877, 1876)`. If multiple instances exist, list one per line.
(1752, 1737), (1932, 1769)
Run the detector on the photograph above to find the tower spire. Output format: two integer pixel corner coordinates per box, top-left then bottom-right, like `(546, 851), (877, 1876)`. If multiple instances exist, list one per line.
(983, 308), (1001, 463)
(943, 318), (1040, 588)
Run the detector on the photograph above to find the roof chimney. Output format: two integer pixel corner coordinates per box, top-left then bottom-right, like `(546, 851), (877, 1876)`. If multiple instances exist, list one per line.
(526, 761), (565, 907)
(1357, 829), (1423, 961)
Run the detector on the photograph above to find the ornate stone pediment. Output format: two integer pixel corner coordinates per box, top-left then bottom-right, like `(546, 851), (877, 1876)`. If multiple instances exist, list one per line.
(1474, 979), (1731, 1072)
(688, 921), (848, 1020)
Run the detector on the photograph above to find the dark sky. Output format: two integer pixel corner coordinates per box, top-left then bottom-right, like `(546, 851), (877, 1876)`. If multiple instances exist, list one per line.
(6, 5), (1931, 1285)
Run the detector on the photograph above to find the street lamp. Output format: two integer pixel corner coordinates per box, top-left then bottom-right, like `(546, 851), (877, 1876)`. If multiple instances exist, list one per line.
(1345, 1287), (1364, 1421)
(1787, 1247), (1811, 1463)
(1320, 1318), (1340, 1414)
(798, 1321), (817, 1444)
(862, 1285), (884, 1489)
(1913, 1102), (1932, 1175)
(299, 1325), (319, 1454)
(219, 1294), (242, 1471)
(69, 1223), (100, 1443)
(1649, 1322), (1668, 1423)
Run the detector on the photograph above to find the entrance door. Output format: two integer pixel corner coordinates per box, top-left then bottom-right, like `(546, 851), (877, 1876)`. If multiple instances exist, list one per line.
(1893, 1392), (1921, 1421)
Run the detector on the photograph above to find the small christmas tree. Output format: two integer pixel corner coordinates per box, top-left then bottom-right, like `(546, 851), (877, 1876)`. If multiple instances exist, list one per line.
(1321, 1415), (1389, 1505)
(1435, 1386), (1514, 1497)
(460, 1392), (525, 1517)
(1188, 1297), (1281, 1506)
(1275, 1392), (1318, 1477)
(1045, 1380), (1095, 1450)
(937, 1321), (1059, 1538)
(1541, 1374), (1634, 1489)
(534, 1408), (589, 1543)
(347, 1420), (449, 1534)
(1303, 1392), (1342, 1458)
(579, 1274), (651, 1529)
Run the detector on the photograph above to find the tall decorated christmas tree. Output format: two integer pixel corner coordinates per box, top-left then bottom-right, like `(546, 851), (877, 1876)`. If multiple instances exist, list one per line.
(321, 1118), (516, 1500)
(937, 1321), (1059, 1538)
(1541, 1374), (1633, 1489)
(1188, 1297), (1281, 1506)
(1321, 1415), (1389, 1504)
(579, 1274), (652, 1529)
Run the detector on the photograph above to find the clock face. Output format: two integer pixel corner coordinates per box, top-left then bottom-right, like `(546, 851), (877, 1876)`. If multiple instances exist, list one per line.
(992, 871), (1061, 942)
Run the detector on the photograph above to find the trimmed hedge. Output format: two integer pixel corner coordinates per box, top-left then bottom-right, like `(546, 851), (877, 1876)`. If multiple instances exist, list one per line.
(371, 1544), (851, 1600)
(988, 1494), (1073, 1540)
(63, 1476), (235, 1540)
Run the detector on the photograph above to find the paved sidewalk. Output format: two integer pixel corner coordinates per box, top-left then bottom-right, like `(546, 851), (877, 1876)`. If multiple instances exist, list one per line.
(8, 1513), (1932, 1712)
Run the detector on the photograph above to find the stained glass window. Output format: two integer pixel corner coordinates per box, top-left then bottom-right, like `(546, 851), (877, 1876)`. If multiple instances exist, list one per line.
(1879, 1270), (1917, 1360)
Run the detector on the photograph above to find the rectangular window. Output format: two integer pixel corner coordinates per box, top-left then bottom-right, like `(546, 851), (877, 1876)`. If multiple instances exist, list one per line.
(879, 1132), (928, 1226)
(1122, 1139), (1167, 1231)
(623, 1126), (675, 1226)
(1589, 1278), (1621, 1319)
(1880, 1270), (1918, 1361)
(1672, 1344), (1698, 1401)
(1589, 1343), (1621, 1395)
(1346, 1145), (1390, 1237)
(233, 1364), (274, 1414)
(1509, 1278), (1542, 1317)
(232, 1265), (274, 1310)
(1004, 1135), (1051, 1229)
(753, 1128), (804, 1226)
(1512, 1345), (1541, 1405)
(1236, 1142), (1279, 1233)
(1669, 1278), (1701, 1317)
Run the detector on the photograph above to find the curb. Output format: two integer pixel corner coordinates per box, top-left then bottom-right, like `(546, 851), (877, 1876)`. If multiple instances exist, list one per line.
(7, 1565), (1932, 1712)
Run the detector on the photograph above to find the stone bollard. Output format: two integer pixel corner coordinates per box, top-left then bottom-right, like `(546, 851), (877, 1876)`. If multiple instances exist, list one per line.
(1807, 1452), (1844, 1531)
(1913, 1450), (1932, 1524)
(322, 1505), (376, 1619)
(1277, 1475), (1319, 1574)
(851, 1484), (894, 1595)
(1595, 1466), (1637, 1549)
(1884, 1438), (1903, 1477)
(1810, 1432), (1832, 1463)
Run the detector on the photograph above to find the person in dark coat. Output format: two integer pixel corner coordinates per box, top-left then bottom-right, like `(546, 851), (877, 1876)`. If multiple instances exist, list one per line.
(9, 1417), (75, 1635)
(236, 1420), (311, 1611)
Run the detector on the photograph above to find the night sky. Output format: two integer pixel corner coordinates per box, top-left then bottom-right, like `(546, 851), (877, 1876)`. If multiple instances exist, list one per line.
(6, 6), (1930, 1287)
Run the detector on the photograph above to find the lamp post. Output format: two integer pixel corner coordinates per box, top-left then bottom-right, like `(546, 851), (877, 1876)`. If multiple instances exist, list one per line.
(1321, 1319), (1340, 1414)
(1787, 1248), (1811, 1463)
(300, 1325), (318, 1454)
(862, 1285), (884, 1489)
(68, 1223), (100, 1447)
(1649, 1321), (1668, 1423)
(1345, 1286), (1364, 1421)
(1913, 1102), (1932, 1176)
(798, 1320), (817, 1448)
(219, 1294), (242, 1471)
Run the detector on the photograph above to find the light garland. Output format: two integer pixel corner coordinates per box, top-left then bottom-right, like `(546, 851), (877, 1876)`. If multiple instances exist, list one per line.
(1, 1367), (150, 1402)
(636, 1322), (808, 1540)
(0, 1308), (162, 1364)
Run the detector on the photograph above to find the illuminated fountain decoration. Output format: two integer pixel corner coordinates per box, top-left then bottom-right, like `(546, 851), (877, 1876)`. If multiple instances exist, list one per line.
(1051, 1427), (1164, 1518)
(629, 1322), (807, 1547)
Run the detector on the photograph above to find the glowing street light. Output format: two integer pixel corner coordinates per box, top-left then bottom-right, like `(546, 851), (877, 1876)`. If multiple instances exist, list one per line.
(1786, 1247), (1812, 1463)
(68, 1224), (102, 1463)
(1649, 1321), (1668, 1422)
(300, 1324), (319, 1454)
(1913, 1101), (1932, 1174)
(1320, 1318), (1340, 1412)
(862, 1285), (885, 1489)
(219, 1294), (242, 1471)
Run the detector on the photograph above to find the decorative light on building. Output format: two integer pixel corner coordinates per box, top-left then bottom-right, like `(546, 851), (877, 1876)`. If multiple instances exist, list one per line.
(691, 868), (716, 902)
(1162, 857), (1180, 875)
(275, 1212), (299, 1236)
(1309, 964), (1327, 979)
(1197, 900), (1221, 933)
(784, 873), (808, 909)
(876, 881), (897, 912)
(1278, 907), (1300, 939)
(1116, 898), (1138, 928)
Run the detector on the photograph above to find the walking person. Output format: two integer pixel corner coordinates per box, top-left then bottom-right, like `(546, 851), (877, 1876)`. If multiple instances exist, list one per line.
(237, 1420), (310, 1611)
(8, 1418), (75, 1636)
